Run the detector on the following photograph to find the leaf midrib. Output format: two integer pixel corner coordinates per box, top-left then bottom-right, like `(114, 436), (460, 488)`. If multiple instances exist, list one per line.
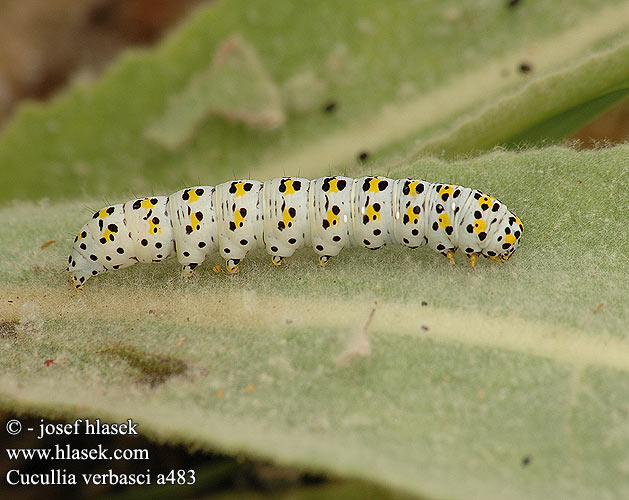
(3, 284), (628, 373)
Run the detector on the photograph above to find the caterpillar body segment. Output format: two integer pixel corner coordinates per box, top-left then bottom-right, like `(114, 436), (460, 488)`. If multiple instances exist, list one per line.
(264, 177), (311, 258)
(310, 176), (352, 258)
(169, 186), (218, 276)
(67, 176), (523, 288)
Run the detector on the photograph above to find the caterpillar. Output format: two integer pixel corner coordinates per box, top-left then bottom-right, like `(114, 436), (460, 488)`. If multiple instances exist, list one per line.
(67, 176), (523, 289)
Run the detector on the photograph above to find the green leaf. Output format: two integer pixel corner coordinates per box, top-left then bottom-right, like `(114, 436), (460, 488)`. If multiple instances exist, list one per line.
(420, 46), (629, 155)
(506, 91), (629, 148)
(2, 0), (629, 498)
(0, 0), (628, 202)
(1, 146), (628, 500)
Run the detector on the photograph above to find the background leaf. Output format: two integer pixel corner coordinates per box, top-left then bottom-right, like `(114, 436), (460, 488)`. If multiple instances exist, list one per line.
(145, 35), (286, 150)
(0, 0), (628, 202)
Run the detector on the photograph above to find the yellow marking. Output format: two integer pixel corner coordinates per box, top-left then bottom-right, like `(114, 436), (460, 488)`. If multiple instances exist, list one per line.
(478, 194), (495, 209)
(234, 182), (249, 197)
(469, 253), (479, 269)
(77, 232), (84, 241)
(187, 190), (202, 203)
(176, 337), (185, 347)
(318, 256), (329, 267)
(190, 211), (202, 231)
(98, 208), (112, 218)
(181, 265), (194, 277)
(102, 227), (116, 242)
(367, 178), (382, 192)
(212, 265), (222, 274)
(327, 178), (343, 193)
(234, 208), (246, 228)
(326, 209), (339, 226)
(271, 256), (283, 266)
(245, 384), (255, 393)
(283, 179), (297, 195)
(505, 234), (516, 245)
(439, 185), (454, 200)
(438, 212), (451, 230)
(140, 198), (156, 210)
(365, 204), (381, 221)
(41, 240), (56, 250)
(446, 250), (456, 266)
(515, 216), (523, 229)
(407, 181), (421, 196)
(474, 218), (486, 234)
(282, 208), (295, 228)
(149, 218), (162, 235)
(406, 206), (419, 224)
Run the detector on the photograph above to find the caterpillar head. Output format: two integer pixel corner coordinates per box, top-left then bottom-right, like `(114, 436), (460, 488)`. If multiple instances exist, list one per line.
(483, 212), (523, 263)
(67, 247), (100, 290)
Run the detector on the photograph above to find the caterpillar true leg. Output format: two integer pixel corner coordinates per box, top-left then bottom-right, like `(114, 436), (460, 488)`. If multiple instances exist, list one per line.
(318, 255), (331, 267)
(68, 176), (523, 287)
(225, 259), (240, 274)
(69, 278), (83, 290)
(181, 263), (198, 277)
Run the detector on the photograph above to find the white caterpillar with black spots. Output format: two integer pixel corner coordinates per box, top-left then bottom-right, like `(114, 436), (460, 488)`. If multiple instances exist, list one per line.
(67, 176), (523, 288)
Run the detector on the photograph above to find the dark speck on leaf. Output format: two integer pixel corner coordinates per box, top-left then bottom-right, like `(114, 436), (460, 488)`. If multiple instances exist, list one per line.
(519, 62), (532, 73)
(357, 151), (370, 163)
(508, 0), (522, 7)
(323, 100), (337, 113)
(421, 301), (428, 306)
(522, 455), (532, 466)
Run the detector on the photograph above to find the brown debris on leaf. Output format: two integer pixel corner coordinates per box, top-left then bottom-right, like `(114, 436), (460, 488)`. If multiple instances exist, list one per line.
(335, 303), (376, 367)
(98, 343), (188, 388)
(0, 320), (19, 340)
(40, 240), (56, 250)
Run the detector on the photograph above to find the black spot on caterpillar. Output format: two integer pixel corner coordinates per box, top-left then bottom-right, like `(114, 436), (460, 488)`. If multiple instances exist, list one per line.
(68, 176), (523, 288)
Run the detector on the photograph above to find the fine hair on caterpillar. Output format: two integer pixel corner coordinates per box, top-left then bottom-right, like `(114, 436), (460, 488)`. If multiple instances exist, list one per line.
(67, 176), (523, 289)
